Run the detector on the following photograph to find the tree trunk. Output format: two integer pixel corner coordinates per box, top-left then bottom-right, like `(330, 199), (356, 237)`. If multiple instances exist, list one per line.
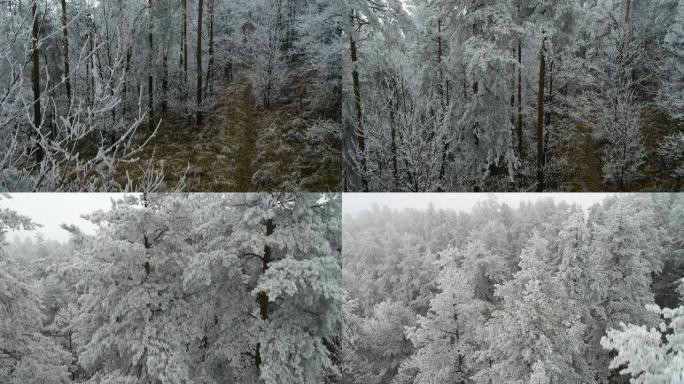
(255, 219), (275, 375)
(205, 0), (215, 98)
(536, 41), (546, 192)
(349, 10), (367, 191)
(162, 50), (168, 113)
(123, 47), (132, 117)
(182, 0), (188, 109)
(472, 81), (479, 149)
(545, 60), (554, 127)
(60, 0), (71, 105)
(517, 38), (523, 156)
(437, 18), (449, 187)
(437, 19), (444, 108)
(148, 0), (154, 129)
(31, 1), (43, 163)
(89, 28), (95, 107)
(389, 95), (398, 190)
(196, 0), (204, 126)
(625, 0), (631, 25)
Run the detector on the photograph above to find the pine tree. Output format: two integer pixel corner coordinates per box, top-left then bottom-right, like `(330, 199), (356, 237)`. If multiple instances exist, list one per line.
(403, 244), (491, 384)
(476, 235), (591, 384)
(0, 203), (71, 384)
(601, 304), (684, 384)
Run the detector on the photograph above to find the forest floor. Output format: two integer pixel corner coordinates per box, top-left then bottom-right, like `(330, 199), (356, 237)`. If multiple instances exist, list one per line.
(639, 105), (682, 191)
(566, 104), (681, 192)
(227, 76), (258, 192)
(567, 123), (604, 192)
(115, 73), (341, 192)
(115, 77), (251, 191)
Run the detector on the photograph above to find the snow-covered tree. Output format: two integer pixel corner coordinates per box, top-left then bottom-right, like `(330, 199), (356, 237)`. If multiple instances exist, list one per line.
(476, 235), (592, 384)
(659, 0), (684, 123)
(597, 92), (646, 189)
(0, 200), (71, 383)
(591, 196), (664, 330)
(65, 193), (341, 384)
(403, 244), (491, 384)
(601, 304), (684, 384)
(342, 0), (680, 191)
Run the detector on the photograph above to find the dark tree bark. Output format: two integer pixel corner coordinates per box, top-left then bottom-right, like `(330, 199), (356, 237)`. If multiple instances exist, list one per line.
(388, 91), (398, 190)
(545, 60), (554, 127)
(60, 0), (71, 105)
(625, 0), (631, 24)
(31, 1), (43, 163)
(349, 10), (367, 191)
(148, 0), (154, 129)
(517, 39), (523, 156)
(437, 19), (444, 108)
(196, 0), (204, 126)
(205, 0), (215, 98)
(536, 40), (546, 192)
(88, 24), (95, 107)
(182, 0), (188, 109)
(162, 50), (168, 114)
(437, 19), (449, 186)
(255, 219), (275, 375)
(123, 46), (132, 117)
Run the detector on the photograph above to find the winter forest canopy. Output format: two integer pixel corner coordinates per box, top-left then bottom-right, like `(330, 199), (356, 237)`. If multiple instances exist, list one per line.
(341, 194), (684, 383)
(0, 0), (342, 192)
(0, 193), (342, 383)
(343, 0), (684, 192)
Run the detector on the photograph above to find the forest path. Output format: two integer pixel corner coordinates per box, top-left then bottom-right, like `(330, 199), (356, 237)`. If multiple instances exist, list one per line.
(115, 71), (340, 192)
(115, 74), (261, 191)
(568, 123), (603, 191)
(213, 74), (258, 192)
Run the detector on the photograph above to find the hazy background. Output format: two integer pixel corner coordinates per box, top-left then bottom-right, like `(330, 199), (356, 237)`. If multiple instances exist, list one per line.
(1, 193), (125, 242)
(1, 193), (625, 242)
(343, 193), (615, 217)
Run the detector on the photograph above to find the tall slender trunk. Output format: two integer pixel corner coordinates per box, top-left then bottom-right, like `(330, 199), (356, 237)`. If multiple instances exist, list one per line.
(205, 0), (215, 98)
(60, 0), (71, 105)
(46, 50), (55, 142)
(437, 19), (449, 186)
(545, 61), (554, 127)
(102, 6), (115, 136)
(196, 0), (204, 126)
(148, 0), (154, 128)
(89, 24), (95, 108)
(162, 50), (168, 113)
(517, 39), (523, 156)
(68, 331), (75, 381)
(182, 0), (188, 109)
(437, 19), (444, 108)
(123, 47), (132, 117)
(389, 95), (398, 190)
(31, 1), (43, 163)
(349, 10), (367, 190)
(286, 1), (295, 51)
(255, 219), (275, 375)
(625, 0), (631, 25)
(536, 41), (546, 192)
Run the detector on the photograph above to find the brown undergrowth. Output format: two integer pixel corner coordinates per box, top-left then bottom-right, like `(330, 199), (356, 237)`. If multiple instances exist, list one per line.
(115, 72), (341, 192)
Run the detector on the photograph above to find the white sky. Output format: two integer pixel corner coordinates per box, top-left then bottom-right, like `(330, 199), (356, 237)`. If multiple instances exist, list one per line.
(2, 193), (618, 242)
(2, 193), (127, 243)
(342, 193), (615, 217)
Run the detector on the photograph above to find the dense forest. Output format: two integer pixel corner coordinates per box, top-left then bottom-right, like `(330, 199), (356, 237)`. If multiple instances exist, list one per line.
(0, 0), (342, 192)
(341, 194), (684, 383)
(0, 193), (342, 383)
(343, 0), (684, 192)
